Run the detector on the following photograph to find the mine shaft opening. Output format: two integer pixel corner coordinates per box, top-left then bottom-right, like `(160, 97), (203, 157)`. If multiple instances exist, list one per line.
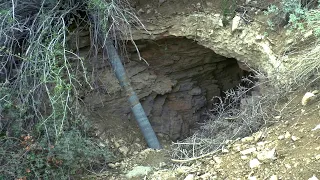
(123, 37), (260, 141)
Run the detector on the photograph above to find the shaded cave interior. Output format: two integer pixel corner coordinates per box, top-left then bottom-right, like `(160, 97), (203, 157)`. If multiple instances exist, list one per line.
(84, 37), (258, 142)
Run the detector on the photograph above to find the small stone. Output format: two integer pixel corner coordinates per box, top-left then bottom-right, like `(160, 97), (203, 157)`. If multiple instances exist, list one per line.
(184, 174), (195, 180)
(146, 9), (152, 14)
(99, 142), (106, 147)
(134, 143), (142, 149)
(254, 131), (263, 142)
(108, 163), (117, 168)
(257, 148), (277, 162)
(157, 133), (164, 138)
(249, 158), (261, 168)
(291, 136), (299, 141)
(241, 155), (248, 160)
(137, 8), (145, 14)
(133, 151), (139, 155)
(119, 146), (129, 156)
(312, 124), (320, 131)
(304, 30), (313, 39)
(315, 154), (320, 160)
(200, 173), (211, 180)
(222, 148), (229, 153)
(240, 147), (257, 155)
(284, 132), (291, 139)
(159, 162), (167, 168)
(256, 35), (264, 40)
(114, 162), (121, 167)
(308, 175), (319, 180)
(114, 141), (121, 148)
(285, 164), (292, 169)
(218, 19), (224, 27)
(274, 115), (281, 120)
(257, 141), (268, 147)
(232, 15), (241, 32)
(177, 166), (192, 174)
(213, 157), (222, 164)
(278, 135), (285, 140)
(233, 144), (242, 152)
(248, 176), (257, 180)
(302, 92), (316, 106)
(125, 166), (153, 178)
(270, 175), (278, 180)
(241, 136), (254, 143)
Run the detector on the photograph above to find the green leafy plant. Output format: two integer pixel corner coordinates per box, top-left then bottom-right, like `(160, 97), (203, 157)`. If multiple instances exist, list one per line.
(265, 0), (320, 35)
(220, 0), (237, 25)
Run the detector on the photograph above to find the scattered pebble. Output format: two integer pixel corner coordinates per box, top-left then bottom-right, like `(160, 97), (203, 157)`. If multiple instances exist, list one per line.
(240, 147), (257, 155)
(125, 166), (153, 178)
(222, 148), (230, 153)
(213, 157), (222, 164)
(291, 136), (299, 141)
(200, 173), (211, 180)
(284, 132), (291, 139)
(177, 166), (192, 174)
(108, 163), (117, 169)
(270, 175), (278, 180)
(114, 141), (121, 148)
(119, 146), (129, 156)
(301, 92), (316, 106)
(308, 175), (319, 180)
(184, 174), (195, 180)
(274, 115), (281, 120)
(257, 148), (277, 162)
(254, 131), (263, 142)
(231, 15), (241, 32)
(249, 158), (261, 168)
(256, 35), (264, 40)
(312, 124), (320, 131)
(248, 176), (258, 180)
(241, 155), (249, 160)
(241, 136), (254, 143)
(278, 135), (285, 140)
(285, 164), (292, 169)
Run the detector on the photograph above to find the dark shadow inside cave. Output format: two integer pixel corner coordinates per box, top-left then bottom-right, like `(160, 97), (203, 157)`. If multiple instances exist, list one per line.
(120, 37), (260, 141)
(83, 36), (262, 150)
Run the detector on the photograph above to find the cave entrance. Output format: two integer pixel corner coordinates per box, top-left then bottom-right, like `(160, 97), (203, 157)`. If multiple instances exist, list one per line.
(123, 37), (258, 140)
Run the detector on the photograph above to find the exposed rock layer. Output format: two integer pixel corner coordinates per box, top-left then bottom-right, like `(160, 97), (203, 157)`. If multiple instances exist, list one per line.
(80, 37), (243, 140)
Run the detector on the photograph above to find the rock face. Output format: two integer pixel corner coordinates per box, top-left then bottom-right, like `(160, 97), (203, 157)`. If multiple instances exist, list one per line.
(72, 8), (284, 140)
(80, 37), (243, 140)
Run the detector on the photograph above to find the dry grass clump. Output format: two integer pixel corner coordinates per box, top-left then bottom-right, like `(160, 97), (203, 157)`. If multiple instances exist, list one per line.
(171, 74), (282, 160)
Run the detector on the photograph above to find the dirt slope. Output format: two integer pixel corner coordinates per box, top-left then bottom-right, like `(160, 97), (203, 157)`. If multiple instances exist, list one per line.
(88, 89), (319, 180)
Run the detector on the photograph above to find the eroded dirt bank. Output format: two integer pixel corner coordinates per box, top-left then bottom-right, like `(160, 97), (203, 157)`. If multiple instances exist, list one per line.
(75, 0), (320, 179)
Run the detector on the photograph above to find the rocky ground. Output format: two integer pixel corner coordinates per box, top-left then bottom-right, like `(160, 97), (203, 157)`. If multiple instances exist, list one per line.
(88, 89), (319, 180)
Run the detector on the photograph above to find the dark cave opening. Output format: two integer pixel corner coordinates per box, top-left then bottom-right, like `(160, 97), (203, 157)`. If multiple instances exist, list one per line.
(123, 37), (260, 140)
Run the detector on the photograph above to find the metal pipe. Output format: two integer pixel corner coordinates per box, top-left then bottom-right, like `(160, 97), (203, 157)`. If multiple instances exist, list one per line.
(103, 37), (162, 149)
